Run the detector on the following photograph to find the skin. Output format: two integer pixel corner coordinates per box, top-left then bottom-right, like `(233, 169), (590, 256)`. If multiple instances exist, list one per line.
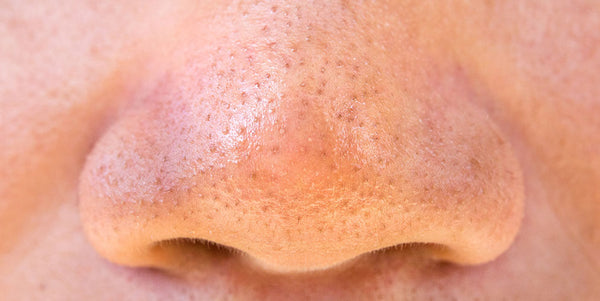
(0, 0), (599, 300)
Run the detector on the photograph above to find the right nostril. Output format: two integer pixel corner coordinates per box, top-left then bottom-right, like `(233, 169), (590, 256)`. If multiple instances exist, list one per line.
(370, 242), (447, 257)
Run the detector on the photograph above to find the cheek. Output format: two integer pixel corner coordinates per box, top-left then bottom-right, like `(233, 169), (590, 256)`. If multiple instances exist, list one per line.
(78, 1), (524, 273)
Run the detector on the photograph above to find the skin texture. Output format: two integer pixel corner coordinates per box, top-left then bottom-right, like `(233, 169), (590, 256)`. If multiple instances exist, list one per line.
(0, 0), (599, 300)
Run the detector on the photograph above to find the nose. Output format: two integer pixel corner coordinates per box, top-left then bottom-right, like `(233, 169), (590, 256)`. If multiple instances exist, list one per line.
(78, 7), (523, 273)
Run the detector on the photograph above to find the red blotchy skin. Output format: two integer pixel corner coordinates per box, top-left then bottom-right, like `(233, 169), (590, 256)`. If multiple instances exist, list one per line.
(1, 0), (599, 300)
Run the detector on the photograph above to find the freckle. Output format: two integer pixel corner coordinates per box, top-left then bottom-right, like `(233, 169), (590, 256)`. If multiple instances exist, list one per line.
(336, 60), (344, 67)
(317, 89), (323, 95)
(262, 25), (268, 32)
(285, 62), (290, 69)
(271, 5), (278, 12)
(265, 73), (271, 78)
(470, 158), (481, 170)
(298, 111), (306, 120)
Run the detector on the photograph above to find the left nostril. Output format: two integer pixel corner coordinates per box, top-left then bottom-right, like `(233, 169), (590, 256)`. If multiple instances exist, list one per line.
(154, 238), (239, 257)
(149, 238), (239, 270)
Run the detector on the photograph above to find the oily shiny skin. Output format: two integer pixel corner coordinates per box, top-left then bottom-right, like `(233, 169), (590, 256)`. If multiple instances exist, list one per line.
(1, 0), (600, 300)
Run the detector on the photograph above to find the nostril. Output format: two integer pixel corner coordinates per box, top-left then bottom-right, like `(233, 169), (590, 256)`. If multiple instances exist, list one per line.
(138, 239), (451, 274)
(370, 242), (447, 258)
(153, 238), (239, 257)
(138, 238), (463, 274)
(148, 238), (240, 271)
(366, 242), (481, 267)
